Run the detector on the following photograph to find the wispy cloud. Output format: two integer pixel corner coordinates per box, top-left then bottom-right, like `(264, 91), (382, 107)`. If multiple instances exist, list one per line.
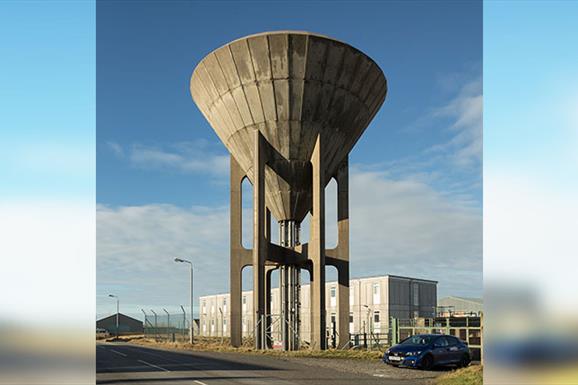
(106, 140), (229, 177)
(375, 76), (483, 203)
(106, 141), (124, 157)
(429, 78), (483, 169)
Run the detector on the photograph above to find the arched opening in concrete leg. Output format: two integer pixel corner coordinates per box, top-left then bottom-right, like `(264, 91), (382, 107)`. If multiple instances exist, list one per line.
(241, 264), (253, 344)
(241, 177), (253, 249)
(300, 212), (311, 244)
(325, 265), (339, 348)
(325, 178), (338, 248)
(299, 267), (312, 346)
(268, 267), (280, 345)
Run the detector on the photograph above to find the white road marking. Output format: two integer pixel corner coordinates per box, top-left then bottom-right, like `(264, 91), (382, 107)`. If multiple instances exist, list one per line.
(193, 381), (208, 385)
(137, 359), (170, 372)
(110, 349), (127, 357)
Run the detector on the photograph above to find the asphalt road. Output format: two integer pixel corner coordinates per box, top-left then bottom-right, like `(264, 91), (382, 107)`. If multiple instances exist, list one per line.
(96, 342), (433, 385)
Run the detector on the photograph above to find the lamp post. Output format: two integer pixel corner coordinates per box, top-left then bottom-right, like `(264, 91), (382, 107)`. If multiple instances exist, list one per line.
(108, 294), (119, 338)
(363, 305), (372, 348)
(174, 257), (193, 344)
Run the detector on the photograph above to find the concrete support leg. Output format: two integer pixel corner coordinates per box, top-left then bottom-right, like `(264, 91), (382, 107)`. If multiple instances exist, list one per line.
(310, 134), (326, 350)
(335, 158), (350, 348)
(336, 261), (350, 348)
(265, 266), (275, 348)
(229, 155), (245, 347)
(253, 130), (267, 349)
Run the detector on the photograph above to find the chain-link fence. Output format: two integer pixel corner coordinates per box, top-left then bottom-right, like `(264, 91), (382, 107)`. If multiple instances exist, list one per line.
(143, 310), (196, 343)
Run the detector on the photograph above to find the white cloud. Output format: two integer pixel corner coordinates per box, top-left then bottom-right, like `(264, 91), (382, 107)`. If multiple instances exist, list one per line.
(484, 168), (578, 315)
(105, 140), (229, 177)
(97, 166), (482, 318)
(430, 78), (483, 169)
(1, 200), (95, 326)
(106, 141), (124, 157)
(346, 167), (482, 297)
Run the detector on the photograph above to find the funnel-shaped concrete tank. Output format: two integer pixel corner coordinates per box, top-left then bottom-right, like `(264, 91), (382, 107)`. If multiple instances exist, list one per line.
(191, 31), (386, 222)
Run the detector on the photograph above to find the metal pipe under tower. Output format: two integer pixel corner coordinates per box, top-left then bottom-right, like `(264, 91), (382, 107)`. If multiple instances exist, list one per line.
(279, 220), (300, 351)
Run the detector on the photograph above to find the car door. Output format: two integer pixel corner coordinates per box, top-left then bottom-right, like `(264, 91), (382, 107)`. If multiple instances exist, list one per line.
(432, 336), (450, 364)
(446, 336), (462, 363)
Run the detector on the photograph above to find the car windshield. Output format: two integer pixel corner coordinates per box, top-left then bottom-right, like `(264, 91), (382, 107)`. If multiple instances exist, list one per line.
(400, 335), (434, 345)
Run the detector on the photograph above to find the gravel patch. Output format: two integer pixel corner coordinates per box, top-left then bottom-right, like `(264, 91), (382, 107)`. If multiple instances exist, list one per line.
(281, 356), (448, 382)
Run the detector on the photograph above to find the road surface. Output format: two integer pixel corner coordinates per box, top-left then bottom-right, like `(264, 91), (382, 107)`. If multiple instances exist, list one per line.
(96, 342), (436, 385)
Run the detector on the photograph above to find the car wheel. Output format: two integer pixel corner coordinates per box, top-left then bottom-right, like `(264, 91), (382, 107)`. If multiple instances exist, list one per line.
(420, 354), (434, 370)
(459, 354), (471, 368)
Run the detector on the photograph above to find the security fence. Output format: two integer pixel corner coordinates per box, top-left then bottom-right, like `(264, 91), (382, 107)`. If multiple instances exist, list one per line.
(143, 309), (197, 343)
(392, 316), (483, 361)
(186, 313), (483, 359)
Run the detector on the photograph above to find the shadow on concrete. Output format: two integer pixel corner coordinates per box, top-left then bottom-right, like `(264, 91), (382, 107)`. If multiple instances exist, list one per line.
(97, 376), (262, 384)
(96, 344), (281, 373)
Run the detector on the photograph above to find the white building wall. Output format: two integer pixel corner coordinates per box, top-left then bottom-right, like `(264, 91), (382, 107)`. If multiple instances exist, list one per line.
(198, 275), (437, 340)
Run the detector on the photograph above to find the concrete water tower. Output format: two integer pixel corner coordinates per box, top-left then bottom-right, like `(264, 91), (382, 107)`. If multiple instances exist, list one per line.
(190, 31), (386, 350)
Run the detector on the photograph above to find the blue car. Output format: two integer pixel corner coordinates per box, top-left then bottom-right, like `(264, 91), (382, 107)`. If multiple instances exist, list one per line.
(383, 334), (471, 370)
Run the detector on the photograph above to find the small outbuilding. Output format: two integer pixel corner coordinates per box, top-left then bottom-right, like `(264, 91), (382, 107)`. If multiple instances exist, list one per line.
(438, 296), (483, 316)
(96, 313), (143, 335)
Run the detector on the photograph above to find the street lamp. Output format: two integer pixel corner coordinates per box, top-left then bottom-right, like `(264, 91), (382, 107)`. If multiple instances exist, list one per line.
(174, 257), (193, 344)
(109, 294), (119, 338)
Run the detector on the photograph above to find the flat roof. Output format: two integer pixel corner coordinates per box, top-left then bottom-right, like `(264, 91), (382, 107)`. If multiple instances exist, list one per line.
(200, 273), (438, 299)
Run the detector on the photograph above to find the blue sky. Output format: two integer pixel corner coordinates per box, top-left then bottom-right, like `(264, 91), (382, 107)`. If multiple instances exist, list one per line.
(96, 1), (482, 319)
(0, 0), (576, 336)
(0, 1), (95, 325)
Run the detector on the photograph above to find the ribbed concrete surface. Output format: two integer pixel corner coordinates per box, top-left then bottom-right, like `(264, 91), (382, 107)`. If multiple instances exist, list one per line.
(191, 31), (386, 221)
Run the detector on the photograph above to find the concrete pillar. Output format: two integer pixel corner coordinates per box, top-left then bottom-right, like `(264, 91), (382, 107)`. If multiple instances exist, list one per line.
(229, 155), (245, 347)
(336, 158), (350, 348)
(253, 130), (267, 349)
(310, 134), (326, 350)
(265, 265), (275, 348)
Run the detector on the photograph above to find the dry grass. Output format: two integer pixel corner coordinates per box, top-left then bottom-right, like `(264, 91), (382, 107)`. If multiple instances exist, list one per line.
(107, 335), (384, 360)
(434, 365), (483, 385)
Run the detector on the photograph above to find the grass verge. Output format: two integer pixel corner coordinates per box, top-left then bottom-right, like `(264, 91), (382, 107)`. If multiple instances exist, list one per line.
(434, 365), (482, 385)
(105, 335), (384, 360)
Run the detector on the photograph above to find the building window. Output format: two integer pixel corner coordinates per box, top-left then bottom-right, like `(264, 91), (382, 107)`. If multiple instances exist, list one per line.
(330, 286), (336, 307)
(242, 296), (247, 312)
(211, 319), (215, 333)
(350, 287), (354, 305)
(223, 298), (227, 313)
(373, 283), (380, 305)
(223, 319), (227, 333)
(373, 310), (381, 332)
(202, 301), (206, 314)
(349, 312), (354, 333)
(413, 283), (419, 306)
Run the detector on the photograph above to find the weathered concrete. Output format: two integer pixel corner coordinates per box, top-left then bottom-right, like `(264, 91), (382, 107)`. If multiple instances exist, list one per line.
(191, 31), (386, 350)
(191, 31), (387, 222)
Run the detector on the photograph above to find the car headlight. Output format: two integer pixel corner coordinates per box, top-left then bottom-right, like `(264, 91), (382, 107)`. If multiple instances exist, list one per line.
(406, 351), (421, 356)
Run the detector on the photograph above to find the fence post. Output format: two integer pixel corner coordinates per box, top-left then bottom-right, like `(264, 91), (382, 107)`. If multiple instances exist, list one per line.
(390, 318), (398, 346)
(180, 305), (187, 343)
(151, 310), (158, 340)
(163, 309), (170, 341)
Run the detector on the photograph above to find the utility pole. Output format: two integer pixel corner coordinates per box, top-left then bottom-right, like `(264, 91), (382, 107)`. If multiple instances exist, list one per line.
(174, 257), (194, 344)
